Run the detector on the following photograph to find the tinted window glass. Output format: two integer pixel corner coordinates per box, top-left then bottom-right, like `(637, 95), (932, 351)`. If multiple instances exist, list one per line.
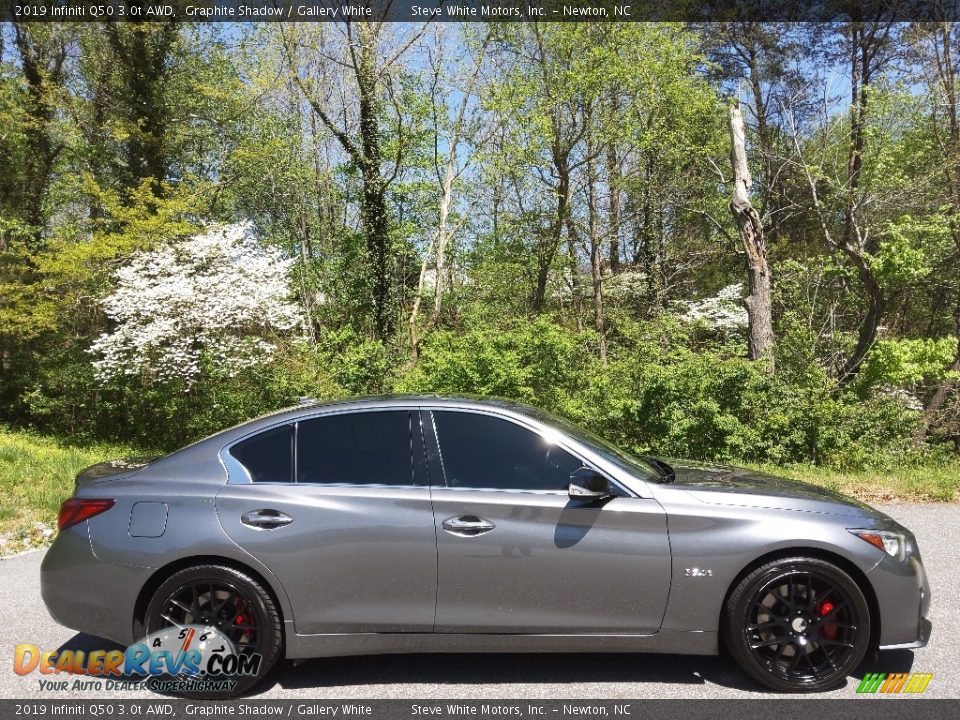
(521, 406), (657, 481)
(297, 411), (413, 485)
(230, 425), (293, 483)
(433, 411), (583, 491)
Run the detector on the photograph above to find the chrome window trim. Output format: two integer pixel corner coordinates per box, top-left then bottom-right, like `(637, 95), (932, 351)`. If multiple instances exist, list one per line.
(223, 481), (424, 491)
(429, 486), (577, 497)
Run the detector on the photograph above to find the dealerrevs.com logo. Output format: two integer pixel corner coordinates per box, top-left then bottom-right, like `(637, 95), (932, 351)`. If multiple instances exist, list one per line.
(13, 625), (262, 693)
(856, 672), (934, 694)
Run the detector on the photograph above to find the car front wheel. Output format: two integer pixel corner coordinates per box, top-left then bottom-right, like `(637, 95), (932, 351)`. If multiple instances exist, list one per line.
(723, 556), (871, 692)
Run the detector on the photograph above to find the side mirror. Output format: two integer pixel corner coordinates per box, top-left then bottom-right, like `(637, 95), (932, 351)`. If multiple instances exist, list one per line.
(568, 467), (613, 500)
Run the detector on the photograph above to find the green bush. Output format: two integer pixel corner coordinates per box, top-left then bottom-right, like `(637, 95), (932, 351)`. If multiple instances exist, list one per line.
(397, 313), (599, 411)
(397, 313), (927, 471)
(577, 349), (923, 471)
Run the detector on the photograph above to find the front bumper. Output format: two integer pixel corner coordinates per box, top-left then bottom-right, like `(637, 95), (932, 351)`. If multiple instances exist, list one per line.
(879, 616), (932, 651)
(868, 543), (931, 650)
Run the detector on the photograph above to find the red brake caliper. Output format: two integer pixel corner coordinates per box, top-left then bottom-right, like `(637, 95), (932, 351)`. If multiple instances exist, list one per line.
(234, 597), (251, 630)
(819, 601), (837, 640)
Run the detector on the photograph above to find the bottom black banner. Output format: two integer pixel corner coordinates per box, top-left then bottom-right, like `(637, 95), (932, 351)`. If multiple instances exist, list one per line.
(2, 699), (958, 720)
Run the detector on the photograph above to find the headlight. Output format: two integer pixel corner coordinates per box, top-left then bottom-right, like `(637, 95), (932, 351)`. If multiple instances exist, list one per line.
(849, 529), (907, 561)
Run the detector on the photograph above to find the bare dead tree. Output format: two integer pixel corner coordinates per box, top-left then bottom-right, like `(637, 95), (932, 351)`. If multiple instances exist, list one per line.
(728, 100), (774, 366)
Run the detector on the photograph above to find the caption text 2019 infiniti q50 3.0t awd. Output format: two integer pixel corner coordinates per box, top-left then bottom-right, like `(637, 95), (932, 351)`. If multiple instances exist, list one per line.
(41, 396), (931, 697)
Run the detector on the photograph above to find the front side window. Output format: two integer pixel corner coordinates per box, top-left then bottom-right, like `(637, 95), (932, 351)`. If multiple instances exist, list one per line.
(229, 425), (293, 483)
(433, 411), (583, 491)
(296, 411), (414, 485)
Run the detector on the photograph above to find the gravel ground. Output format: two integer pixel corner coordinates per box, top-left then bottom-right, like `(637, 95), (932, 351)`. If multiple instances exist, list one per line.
(0, 503), (955, 700)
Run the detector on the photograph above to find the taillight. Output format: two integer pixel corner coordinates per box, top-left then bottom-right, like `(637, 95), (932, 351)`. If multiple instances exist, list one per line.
(57, 498), (115, 530)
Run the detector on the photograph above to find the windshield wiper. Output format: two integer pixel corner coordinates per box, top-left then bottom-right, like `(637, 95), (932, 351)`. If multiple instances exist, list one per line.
(643, 457), (675, 484)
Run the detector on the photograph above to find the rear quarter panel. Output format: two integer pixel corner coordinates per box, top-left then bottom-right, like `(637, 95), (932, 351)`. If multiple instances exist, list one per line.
(79, 446), (296, 643)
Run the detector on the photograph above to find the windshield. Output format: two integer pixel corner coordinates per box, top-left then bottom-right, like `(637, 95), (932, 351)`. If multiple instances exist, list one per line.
(521, 407), (660, 482)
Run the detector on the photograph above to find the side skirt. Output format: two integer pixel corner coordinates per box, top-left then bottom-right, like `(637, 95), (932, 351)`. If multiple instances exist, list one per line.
(283, 625), (717, 659)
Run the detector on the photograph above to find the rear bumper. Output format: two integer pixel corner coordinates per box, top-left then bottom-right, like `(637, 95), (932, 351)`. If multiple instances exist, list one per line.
(40, 524), (149, 646)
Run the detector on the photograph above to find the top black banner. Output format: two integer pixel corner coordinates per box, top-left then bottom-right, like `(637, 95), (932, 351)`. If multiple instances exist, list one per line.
(5, 0), (960, 23)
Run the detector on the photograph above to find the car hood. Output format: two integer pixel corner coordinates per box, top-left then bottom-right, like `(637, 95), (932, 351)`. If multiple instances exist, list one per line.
(657, 458), (884, 519)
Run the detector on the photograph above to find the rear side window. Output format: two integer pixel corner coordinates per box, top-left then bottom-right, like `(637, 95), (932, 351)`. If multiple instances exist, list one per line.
(229, 425), (293, 483)
(296, 411), (414, 486)
(432, 411), (583, 491)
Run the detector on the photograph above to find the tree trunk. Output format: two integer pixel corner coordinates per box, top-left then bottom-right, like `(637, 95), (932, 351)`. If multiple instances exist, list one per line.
(355, 26), (393, 340)
(13, 22), (66, 241)
(914, 298), (960, 445)
(533, 164), (570, 312)
(407, 231), (437, 362)
(606, 146), (621, 274)
(296, 213), (317, 345)
(745, 42), (780, 241)
(430, 34), (486, 324)
(837, 250), (885, 381)
(606, 92), (621, 274)
(432, 156), (455, 324)
(283, 23), (395, 340)
(835, 20), (891, 385)
(728, 101), (774, 367)
(565, 229), (583, 332)
(586, 134), (606, 363)
(105, 22), (178, 197)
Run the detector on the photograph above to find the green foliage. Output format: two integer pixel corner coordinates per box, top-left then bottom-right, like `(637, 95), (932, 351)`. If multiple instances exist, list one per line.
(398, 312), (598, 410)
(396, 314), (928, 472)
(569, 345), (920, 471)
(748, 460), (960, 503)
(871, 213), (946, 285)
(857, 338), (958, 390)
(0, 426), (148, 543)
(310, 329), (400, 397)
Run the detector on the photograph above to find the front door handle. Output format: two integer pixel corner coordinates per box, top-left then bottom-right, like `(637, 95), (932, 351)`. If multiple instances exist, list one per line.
(241, 509), (293, 530)
(442, 515), (495, 537)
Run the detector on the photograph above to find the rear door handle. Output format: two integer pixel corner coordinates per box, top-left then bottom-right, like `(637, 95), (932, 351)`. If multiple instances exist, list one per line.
(241, 509), (293, 530)
(442, 515), (495, 537)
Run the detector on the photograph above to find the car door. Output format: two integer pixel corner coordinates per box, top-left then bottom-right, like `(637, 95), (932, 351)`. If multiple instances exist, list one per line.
(215, 409), (438, 635)
(425, 408), (671, 635)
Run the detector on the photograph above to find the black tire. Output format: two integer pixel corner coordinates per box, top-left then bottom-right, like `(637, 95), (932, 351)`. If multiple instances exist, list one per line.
(722, 557), (871, 692)
(144, 564), (283, 699)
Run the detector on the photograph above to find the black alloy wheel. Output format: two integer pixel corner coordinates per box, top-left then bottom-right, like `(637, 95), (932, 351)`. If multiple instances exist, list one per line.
(723, 557), (872, 692)
(144, 564), (282, 698)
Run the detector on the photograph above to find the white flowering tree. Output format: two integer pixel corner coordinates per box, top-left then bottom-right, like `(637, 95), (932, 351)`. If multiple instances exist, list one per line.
(679, 283), (749, 332)
(90, 223), (301, 385)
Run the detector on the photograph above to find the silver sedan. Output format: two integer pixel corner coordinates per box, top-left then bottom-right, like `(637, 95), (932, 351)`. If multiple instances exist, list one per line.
(41, 396), (931, 697)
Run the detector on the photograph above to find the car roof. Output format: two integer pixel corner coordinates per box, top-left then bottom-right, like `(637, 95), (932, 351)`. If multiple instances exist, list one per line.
(242, 394), (543, 429)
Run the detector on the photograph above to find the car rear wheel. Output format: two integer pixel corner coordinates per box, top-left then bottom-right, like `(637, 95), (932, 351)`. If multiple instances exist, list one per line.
(144, 564), (282, 698)
(723, 557), (871, 692)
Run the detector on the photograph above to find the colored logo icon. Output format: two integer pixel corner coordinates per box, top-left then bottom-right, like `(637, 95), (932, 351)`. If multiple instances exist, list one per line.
(856, 672), (933, 694)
